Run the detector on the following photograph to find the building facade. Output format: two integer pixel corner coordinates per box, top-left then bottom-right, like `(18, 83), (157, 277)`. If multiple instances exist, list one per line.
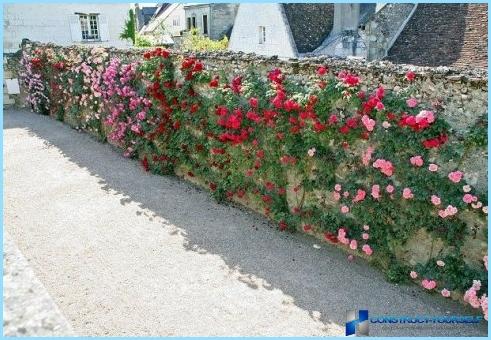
(139, 4), (186, 45)
(184, 3), (238, 40)
(3, 3), (131, 53)
(229, 4), (334, 59)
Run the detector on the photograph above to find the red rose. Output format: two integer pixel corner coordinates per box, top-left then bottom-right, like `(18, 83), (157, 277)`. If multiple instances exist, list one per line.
(209, 78), (219, 87)
(278, 220), (288, 231)
(317, 66), (328, 76)
(246, 97), (257, 108)
(405, 71), (416, 82)
(346, 117), (358, 128)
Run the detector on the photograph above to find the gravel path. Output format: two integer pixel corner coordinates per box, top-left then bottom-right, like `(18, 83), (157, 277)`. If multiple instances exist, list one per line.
(3, 109), (487, 336)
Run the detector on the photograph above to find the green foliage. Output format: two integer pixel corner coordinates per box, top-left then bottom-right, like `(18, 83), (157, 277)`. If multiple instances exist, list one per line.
(465, 118), (488, 148)
(181, 28), (228, 52)
(120, 9), (136, 45)
(135, 34), (153, 48)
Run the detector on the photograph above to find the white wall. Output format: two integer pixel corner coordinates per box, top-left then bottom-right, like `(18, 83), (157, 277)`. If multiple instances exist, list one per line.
(161, 5), (186, 37)
(4, 4), (132, 53)
(228, 4), (297, 58)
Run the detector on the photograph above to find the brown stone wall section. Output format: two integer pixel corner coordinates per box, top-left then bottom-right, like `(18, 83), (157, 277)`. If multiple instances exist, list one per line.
(386, 4), (488, 68)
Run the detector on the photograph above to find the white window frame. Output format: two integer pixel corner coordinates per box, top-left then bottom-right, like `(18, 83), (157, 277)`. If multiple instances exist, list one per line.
(79, 13), (100, 42)
(258, 26), (266, 44)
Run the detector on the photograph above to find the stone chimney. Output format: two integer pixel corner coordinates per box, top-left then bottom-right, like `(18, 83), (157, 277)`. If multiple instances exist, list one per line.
(331, 4), (361, 35)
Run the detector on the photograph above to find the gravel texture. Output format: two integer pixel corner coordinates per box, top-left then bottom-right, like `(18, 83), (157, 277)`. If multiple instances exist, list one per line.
(3, 232), (74, 336)
(3, 109), (487, 336)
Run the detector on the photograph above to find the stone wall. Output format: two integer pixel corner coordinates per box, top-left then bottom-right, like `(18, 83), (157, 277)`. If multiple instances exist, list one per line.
(6, 42), (488, 192)
(7, 42), (488, 292)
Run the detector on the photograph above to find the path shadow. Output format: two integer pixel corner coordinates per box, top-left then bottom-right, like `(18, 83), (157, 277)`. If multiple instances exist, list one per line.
(3, 110), (487, 336)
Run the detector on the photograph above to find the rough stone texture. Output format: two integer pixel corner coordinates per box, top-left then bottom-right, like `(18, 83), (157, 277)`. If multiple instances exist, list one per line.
(387, 4), (488, 68)
(282, 3), (334, 53)
(364, 3), (416, 60)
(3, 109), (487, 336)
(394, 229), (446, 267)
(3, 233), (75, 336)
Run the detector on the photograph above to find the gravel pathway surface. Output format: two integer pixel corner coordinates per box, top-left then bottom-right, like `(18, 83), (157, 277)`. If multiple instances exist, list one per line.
(3, 109), (487, 336)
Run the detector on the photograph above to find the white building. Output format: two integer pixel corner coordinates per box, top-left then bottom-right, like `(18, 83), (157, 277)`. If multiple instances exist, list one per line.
(3, 3), (132, 53)
(229, 3), (336, 59)
(139, 3), (186, 45)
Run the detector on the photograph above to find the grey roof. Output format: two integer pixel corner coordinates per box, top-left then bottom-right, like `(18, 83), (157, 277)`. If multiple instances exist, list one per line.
(152, 3), (172, 20)
(282, 3), (335, 53)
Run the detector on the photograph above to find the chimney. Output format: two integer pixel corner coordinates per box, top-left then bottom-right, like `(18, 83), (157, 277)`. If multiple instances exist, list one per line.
(331, 4), (361, 35)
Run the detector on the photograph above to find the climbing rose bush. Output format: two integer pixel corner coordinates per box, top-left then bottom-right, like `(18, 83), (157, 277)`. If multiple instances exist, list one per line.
(20, 44), (488, 316)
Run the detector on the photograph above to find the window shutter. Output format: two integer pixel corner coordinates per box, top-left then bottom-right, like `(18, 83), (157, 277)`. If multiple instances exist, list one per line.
(69, 15), (82, 42)
(99, 15), (110, 41)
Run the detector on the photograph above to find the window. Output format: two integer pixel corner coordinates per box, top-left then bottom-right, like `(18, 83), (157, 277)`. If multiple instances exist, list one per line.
(173, 17), (180, 27)
(187, 16), (197, 30)
(202, 15), (208, 35)
(258, 26), (266, 44)
(79, 14), (100, 41)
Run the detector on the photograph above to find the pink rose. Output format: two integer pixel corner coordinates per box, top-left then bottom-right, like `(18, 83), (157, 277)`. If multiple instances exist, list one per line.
(421, 279), (437, 290)
(438, 210), (448, 218)
(352, 189), (367, 203)
(341, 205), (350, 214)
(349, 239), (358, 250)
(410, 155), (424, 167)
(363, 225), (370, 231)
(441, 289), (451, 298)
(431, 195), (441, 206)
(445, 205), (458, 216)
(362, 244), (373, 256)
(428, 163), (439, 172)
(361, 115), (376, 131)
(402, 188), (414, 199)
(386, 184), (395, 193)
(410, 271), (418, 279)
(371, 185), (381, 200)
(334, 184), (342, 192)
(448, 171), (464, 183)
(472, 201), (483, 209)
(382, 121), (391, 129)
(436, 260), (445, 267)
(337, 228), (346, 238)
(463, 194), (474, 204)
(362, 146), (375, 166)
(406, 97), (419, 108)
(362, 233), (369, 240)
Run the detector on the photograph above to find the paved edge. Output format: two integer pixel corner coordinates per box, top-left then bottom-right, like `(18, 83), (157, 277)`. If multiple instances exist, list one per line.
(3, 232), (75, 336)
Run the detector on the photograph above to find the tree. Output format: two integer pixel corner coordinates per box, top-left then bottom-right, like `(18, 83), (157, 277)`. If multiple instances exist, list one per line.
(120, 9), (136, 45)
